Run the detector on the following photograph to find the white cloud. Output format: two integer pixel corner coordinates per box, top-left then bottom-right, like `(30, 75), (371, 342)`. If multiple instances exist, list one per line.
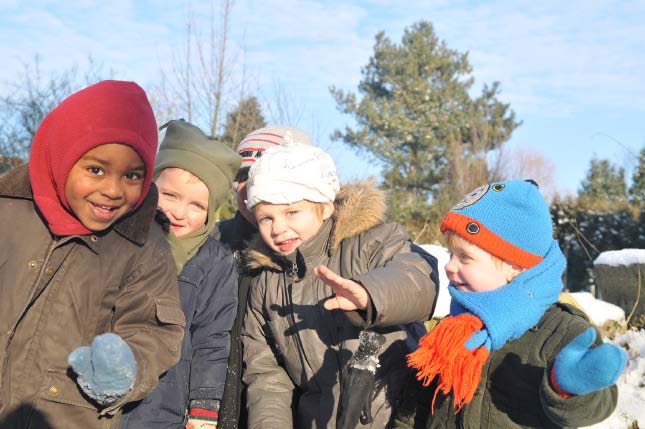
(414, 1), (645, 115)
(1, 0), (643, 192)
(0, 0), (173, 85)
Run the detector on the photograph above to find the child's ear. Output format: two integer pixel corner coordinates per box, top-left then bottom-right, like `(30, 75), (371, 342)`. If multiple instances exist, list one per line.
(506, 263), (524, 283)
(322, 201), (335, 221)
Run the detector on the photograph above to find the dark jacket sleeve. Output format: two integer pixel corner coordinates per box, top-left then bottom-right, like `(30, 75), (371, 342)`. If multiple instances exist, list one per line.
(189, 240), (239, 401)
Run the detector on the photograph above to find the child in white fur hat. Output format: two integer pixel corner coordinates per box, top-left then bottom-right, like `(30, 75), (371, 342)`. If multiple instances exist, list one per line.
(241, 142), (438, 428)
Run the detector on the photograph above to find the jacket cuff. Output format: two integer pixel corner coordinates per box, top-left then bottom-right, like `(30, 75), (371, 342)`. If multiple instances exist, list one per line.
(188, 408), (219, 421)
(550, 367), (573, 399)
(344, 294), (376, 328)
(189, 398), (220, 413)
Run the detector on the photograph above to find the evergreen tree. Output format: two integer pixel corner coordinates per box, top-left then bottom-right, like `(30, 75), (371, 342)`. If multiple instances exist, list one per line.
(330, 21), (520, 240)
(216, 96), (266, 220)
(551, 197), (644, 292)
(554, 153), (644, 292)
(579, 158), (627, 202)
(220, 96), (266, 149)
(629, 146), (645, 206)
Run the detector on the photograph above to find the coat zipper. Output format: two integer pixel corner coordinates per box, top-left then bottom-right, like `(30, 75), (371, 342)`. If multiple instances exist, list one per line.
(285, 261), (315, 387)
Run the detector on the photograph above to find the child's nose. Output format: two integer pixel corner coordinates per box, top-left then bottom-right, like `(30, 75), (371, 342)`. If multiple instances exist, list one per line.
(101, 176), (124, 199)
(444, 255), (458, 274)
(271, 218), (287, 236)
(172, 203), (187, 219)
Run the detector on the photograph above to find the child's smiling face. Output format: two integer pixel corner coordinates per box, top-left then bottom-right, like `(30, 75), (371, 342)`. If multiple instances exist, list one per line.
(254, 200), (334, 255)
(444, 234), (522, 293)
(155, 168), (210, 238)
(64, 143), (145, 232)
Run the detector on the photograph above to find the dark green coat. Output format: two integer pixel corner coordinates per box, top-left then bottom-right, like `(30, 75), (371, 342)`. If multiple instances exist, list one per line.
(395, 304), (618, 429)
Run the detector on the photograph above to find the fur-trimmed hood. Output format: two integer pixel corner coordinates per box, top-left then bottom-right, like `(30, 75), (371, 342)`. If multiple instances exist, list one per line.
(244, 180), (387, 270)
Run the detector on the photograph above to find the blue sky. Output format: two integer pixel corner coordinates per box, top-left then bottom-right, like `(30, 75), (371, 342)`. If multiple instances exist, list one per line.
(1, 0), (644, 196)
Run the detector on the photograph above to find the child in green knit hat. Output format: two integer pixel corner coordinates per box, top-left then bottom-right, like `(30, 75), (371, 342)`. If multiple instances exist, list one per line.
(121, 119), (241, 429)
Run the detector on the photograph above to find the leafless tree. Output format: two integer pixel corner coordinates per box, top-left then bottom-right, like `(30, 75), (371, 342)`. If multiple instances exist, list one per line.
(0, 55), (109, 165)
(262, 78), (306, 127)
(150, 0), (237, 137)
(495, 145), (558, 199)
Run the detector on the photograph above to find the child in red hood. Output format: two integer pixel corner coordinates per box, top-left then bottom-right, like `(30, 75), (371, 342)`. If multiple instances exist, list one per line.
(0, 80), (184, 428)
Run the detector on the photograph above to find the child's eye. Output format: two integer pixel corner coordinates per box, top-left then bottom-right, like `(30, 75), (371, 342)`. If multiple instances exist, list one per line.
(125, 171), (143, 180)
(162, 192), (176, 199)
(87, 166), (104, 175)
(287, 210), (299, 216)
(257, 216), (271, 224)
(191, 203), (207, 211)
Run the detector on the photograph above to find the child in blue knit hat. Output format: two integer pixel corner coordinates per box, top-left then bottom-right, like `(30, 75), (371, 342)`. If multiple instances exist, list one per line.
(396, 180), (626, 429)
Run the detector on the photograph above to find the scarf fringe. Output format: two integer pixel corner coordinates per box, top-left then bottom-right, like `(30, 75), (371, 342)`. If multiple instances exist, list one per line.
(407, 314), (489, 413)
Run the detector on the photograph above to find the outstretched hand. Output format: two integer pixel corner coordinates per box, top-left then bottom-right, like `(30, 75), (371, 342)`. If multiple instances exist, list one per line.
(553, 327), (627, 396)
(314, 265), (369, 311)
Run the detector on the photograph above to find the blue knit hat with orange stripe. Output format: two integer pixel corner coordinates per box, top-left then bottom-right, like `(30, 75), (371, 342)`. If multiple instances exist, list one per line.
(440, 180), (554, 269)
(235, 125), (312, 182)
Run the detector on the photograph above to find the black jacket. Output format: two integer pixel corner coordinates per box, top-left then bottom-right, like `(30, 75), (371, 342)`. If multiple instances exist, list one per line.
(121, 236), (238, 428)
(214, 211), (259, 429)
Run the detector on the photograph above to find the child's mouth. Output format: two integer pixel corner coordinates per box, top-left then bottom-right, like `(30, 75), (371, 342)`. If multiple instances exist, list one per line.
(90, 202), (119, 221)
(276, 238), (298, 253)
(170, 223), (184, 230)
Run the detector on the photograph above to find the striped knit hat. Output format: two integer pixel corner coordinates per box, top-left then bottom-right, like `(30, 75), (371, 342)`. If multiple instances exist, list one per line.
(235, 125), (312, 182)
(440, 180), (554, 269)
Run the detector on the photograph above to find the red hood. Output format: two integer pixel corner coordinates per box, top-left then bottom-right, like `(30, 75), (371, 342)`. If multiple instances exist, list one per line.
(29, 80), (158, 235)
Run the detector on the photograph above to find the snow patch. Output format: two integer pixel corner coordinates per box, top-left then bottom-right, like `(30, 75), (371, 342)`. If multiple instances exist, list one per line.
(570, 292), (625, 325)
(419, 244), (451, 318)
(594, 249), (645, 267)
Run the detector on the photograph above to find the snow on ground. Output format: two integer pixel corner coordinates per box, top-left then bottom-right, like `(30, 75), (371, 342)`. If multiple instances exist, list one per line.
(420, 244), (644, 428)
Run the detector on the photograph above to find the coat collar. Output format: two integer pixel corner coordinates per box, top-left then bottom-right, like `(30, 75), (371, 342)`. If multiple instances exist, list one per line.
(0, 165), (157, 246)
(244, 180), (387, 271)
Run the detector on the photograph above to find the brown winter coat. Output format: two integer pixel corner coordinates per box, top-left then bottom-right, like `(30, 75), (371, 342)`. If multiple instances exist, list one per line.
(242, 182), (438, 428)
(0, 166), (185, 429)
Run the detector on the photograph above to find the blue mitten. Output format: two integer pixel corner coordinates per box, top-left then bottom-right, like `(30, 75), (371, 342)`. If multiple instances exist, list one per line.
(68, 333), (136, 406)
(553, 327), (627, 396)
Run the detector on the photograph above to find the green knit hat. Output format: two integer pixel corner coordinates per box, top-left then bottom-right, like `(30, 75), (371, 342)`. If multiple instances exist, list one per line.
(154, 119), (241, 229)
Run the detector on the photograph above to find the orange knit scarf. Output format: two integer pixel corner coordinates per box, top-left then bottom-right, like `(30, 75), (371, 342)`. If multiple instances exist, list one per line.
(407, 313), (489, 413)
